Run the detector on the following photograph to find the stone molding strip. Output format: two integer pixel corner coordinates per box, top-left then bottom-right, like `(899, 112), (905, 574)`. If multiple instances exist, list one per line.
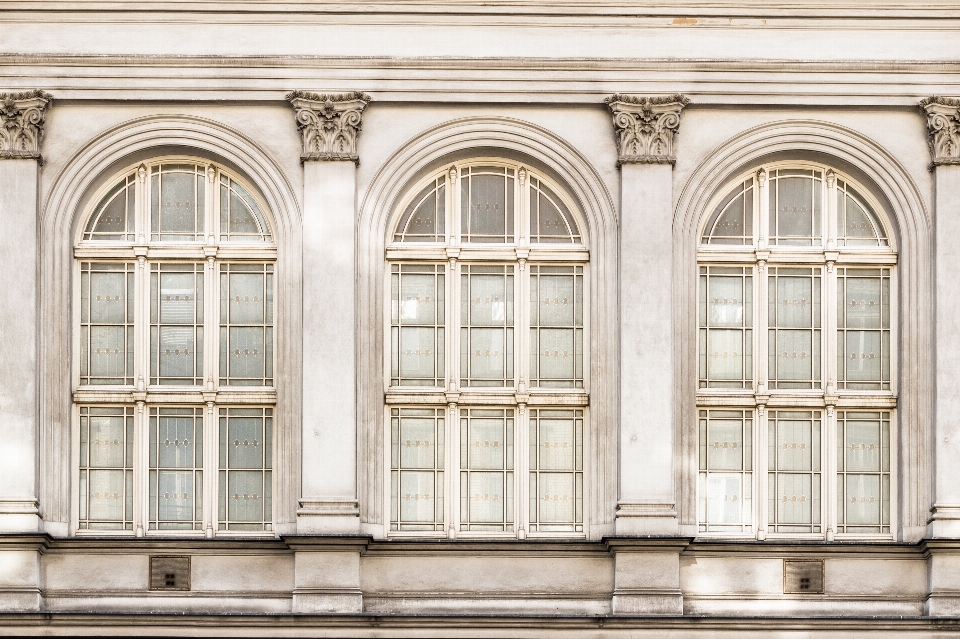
(604, 93), (689, 165)
(921, 96), (960, 166)
(287, 90), (370, 162)
(0, 90), (51, 160)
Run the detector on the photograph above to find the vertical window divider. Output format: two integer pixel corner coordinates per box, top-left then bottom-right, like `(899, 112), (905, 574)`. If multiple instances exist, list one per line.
(134, 400), (147, 536)
(824, 404), (838, 540)
(135, 164), (147, 247)
(447, 400), (459, 538)
(755, 404), (768, 540)
(203, 399), (217, 537)
(757, 168), (769, 250)
(205, 166), (216, 246)
(204, 256), (218, 392)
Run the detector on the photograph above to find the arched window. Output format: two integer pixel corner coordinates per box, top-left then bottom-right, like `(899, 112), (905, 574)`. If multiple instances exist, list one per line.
(386, 160), (587, 536)
(74, 158), (276, 535)
(697, 163), (896, 540)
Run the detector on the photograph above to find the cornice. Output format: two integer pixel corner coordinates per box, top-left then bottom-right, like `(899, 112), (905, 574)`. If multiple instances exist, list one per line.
(0, 88), (51, 160)
(286, 90), (370, 162)
(920, 95), (960, 166)
(605, 93), (689, 165)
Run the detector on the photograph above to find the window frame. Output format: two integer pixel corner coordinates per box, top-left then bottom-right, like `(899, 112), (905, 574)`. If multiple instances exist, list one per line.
(695, 161), (899, 542)
(383, 158), (591, 539)
(71, 156), (278, 537)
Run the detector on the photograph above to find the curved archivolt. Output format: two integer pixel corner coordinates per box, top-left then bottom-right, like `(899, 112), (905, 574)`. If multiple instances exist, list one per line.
(392, 165), (582, 245)
(700, 168), (888, 248)
(82, 162), (273, 244)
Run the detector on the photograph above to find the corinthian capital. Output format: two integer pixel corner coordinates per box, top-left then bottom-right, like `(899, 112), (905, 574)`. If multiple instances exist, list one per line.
(921, 96), (960, 166)
(286, 90), (370, 162)
(604, 94), (689, 165)
(0, 90), (52, 160)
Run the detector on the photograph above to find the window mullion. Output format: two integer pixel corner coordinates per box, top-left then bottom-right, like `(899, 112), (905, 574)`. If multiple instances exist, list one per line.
(203, 399), (217, 536)
(134, 400), (147, 536)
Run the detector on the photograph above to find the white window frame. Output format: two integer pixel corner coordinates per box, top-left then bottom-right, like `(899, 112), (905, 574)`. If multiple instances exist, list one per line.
(71, 156), (278, 537)
(384, 158), (590, 539)
(696, 161), (898, 542)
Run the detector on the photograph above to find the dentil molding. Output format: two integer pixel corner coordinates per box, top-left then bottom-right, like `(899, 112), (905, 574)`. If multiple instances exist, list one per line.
(287, 90), (370, 162)
(604, 93), (689, 165)
(921, 96), (960, 166)
(0, 89), (52, 160)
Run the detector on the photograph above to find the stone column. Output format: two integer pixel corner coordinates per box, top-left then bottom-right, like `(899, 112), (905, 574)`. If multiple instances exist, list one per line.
(606, 94), (688, 537)
(923, 96), (960, 540)
(0, 91), (50, 534)
(288, 91), (369, 535)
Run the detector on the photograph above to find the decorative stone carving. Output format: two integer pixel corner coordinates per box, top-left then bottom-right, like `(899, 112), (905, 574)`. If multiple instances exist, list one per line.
(286, 90), (370, 162)
(0, 90), (52, 160)
(921, 96), (960, 166)
(604, 94), (689, 165)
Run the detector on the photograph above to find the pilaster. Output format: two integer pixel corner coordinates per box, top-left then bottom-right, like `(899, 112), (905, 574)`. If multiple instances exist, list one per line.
(922, 96), (960, 538)
(606, 94), (688, 535)
(0, 90), (50, 534)
(288, 91), (370, 534)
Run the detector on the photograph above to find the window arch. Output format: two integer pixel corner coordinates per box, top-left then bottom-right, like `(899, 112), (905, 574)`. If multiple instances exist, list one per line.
(74, 157), (276, 535)
(696, 162), (896, 540)
(385, 159), (588, 536)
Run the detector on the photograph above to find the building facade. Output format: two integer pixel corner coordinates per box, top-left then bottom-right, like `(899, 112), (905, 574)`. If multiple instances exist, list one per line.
(2, 2), (960, 636)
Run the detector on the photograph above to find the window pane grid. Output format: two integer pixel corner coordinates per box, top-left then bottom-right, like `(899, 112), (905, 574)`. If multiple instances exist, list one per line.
(460, 408), (514, 532)
(768, 410), (821, 534)
(391, 264), (445, 387)
(528, 409), (583, 533)
(701, 178), (753, 245)
(78, 406), (134, 530)
(768, 267), (821, 390)
(836, 179), (888, 247)
(837, 411), (891, 534)
(460, 166), (515, 244)
(837, 268), (891, 391)
(150, 164), (205, 242)
(460, 265), (514, 387)
(530, 265), (584, 389)
(150, 263), (204, 386)
(769, 169), (822, 247)
(220, 263), (274, 387)
(390, 408), (445, 531)
(219, 174), (272, 243)
(218, 407), (273, 532)
(395, 177), (446, 243)
(699, 266), (753, 389)
(80, 262), (135, 386)
(529, 176), (580, 244)
(149, 407), (203, 531)
(84, 174), (136, 242)
(698, 409), (752, 533)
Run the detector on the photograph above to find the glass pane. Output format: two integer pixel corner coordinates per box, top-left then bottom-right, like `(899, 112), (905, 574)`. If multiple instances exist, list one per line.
(702, 179), (753, 245)
(837, 269), (891, 390)
(79, 407), (133, 530)
(460, 409), (514, 531)
(220, 264), (274, 386)
(698, 410), (752, 533)
(771, 171), (821, 246)
(768, 411), (822, 533)
(461, 266), (514, 387)
(395, 178), (445, 243)
(699, 267), (752, 389)
(219, 175), (272, 242)
(152, 165), (204, 241)
(80, 263), (135, 385)
(461, 167), (514, 243)
(768, 268), (821, 389)
(530, 177), (580, 244)
(390, 408), (444, 531)
(837, 180), (887, 247)
(85, 175), (136, 241)
(218, 408), (272, 531)
(391, 265), (445, 387)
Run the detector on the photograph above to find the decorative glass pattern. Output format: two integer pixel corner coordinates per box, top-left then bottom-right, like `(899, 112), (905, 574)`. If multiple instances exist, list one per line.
(219, 175), (272, 242)
(460, 166), (515, 244)
(390, 264), (445, 387)
(84, 174), (136, 241)
(768, 267), (822, 390)
(838, 268), (891, 391)
(529, 176), (580, 244)
(150, 164), (205, 242)
(460, 265), (514, 387)
(394, 177), (446, 242)
(80, 262), (135, 386)
(528, 409), (583, 533)
(220, 263), (274, 387)
(460, 408), (514, 532)
(390, 408), (445, 532)
(530, 265), (583, 388)
(768, 410), (822, 534)
(769, 169), (823, 247)
(836, 179), (887, 247)
(701, 178), (754, 245)
(149, 407), (203, 531)
(150, 263), (204, 386)
(218, 407), (272, 531)
(698, 409), (753, 533)
(78, 406), (134, 530)
(699, 266), (753, 389)
(837, 411), (891, 534)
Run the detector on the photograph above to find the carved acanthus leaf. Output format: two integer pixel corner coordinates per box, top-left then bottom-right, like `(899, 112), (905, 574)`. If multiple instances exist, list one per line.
(921, 96), (960, 166)
(0, 90), (52, 160)
(286, 90), (371, 162)
(604, 94), (689, 165)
